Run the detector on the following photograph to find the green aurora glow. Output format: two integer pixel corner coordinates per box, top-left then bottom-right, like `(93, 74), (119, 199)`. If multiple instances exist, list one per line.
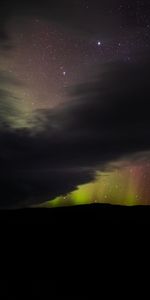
(40, 163), (150, 207)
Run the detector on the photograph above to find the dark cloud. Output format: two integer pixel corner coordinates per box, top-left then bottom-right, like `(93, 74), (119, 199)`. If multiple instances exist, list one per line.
(0, 59), (150, 208)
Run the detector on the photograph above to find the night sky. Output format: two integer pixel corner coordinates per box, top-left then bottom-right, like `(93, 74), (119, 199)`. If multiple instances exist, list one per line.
(2, 0), (150, 109)
(0, 0), (150, 208)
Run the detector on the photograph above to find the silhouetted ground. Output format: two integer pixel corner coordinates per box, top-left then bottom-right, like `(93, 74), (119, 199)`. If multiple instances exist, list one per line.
(0, 203), (150, 224)
(0, 204), (148, 297)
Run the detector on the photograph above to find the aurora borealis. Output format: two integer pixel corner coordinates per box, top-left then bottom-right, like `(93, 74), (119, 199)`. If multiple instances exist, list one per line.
(42, 161), (150, 207)
(0, 0), (150, 208)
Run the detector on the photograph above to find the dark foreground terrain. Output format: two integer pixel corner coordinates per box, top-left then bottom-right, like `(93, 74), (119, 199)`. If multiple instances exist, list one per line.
(0, 204), (148, 297)
(0, 203), (150, 224)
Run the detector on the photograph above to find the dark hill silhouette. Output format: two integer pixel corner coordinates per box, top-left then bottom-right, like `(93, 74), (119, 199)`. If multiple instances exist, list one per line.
(0, 204), (147, 298)
(0, 203), (150, 224)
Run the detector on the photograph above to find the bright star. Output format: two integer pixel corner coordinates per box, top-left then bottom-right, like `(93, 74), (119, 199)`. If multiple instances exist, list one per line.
(97, 41), (101, 46)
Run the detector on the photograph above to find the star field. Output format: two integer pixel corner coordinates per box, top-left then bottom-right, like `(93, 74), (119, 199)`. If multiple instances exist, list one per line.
(1, 0), (149, 112)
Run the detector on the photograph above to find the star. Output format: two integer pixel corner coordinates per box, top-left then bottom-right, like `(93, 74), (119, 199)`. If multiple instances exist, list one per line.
(97, 41), (101, 46)
(63, 71), (66, 76)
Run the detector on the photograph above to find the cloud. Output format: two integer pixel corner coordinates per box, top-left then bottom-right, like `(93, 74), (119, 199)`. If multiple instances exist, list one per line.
(0, 59), (150, 208)
(0, 72), (28, 128)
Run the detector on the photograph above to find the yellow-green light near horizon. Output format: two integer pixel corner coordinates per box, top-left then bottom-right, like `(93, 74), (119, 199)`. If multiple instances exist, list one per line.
(41, 165), (144, 208)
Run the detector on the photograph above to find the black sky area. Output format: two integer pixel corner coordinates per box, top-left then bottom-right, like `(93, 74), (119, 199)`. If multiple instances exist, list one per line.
(0, 0), (150, 43)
